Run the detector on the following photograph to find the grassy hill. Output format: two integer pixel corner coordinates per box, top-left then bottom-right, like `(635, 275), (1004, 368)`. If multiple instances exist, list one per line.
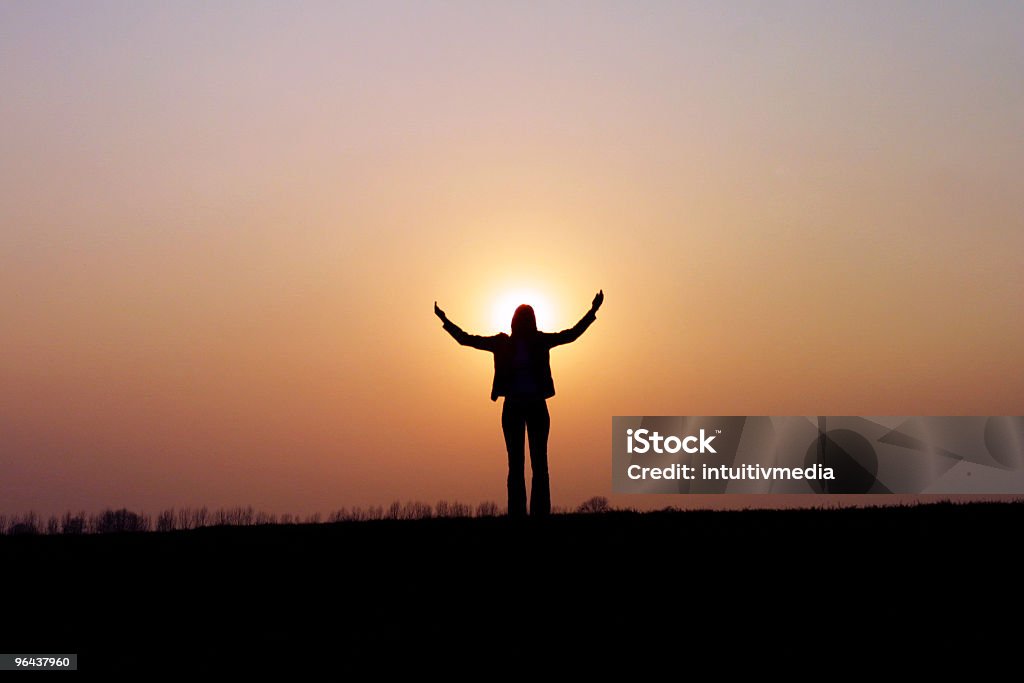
(2, 502), (1018, 672)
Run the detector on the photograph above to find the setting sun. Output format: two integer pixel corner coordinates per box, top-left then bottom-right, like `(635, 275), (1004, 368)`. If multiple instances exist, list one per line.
(491, 289), (557, 333)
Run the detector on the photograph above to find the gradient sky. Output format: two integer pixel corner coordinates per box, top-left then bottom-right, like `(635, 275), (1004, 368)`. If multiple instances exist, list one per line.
(2, 1), (1022, 517)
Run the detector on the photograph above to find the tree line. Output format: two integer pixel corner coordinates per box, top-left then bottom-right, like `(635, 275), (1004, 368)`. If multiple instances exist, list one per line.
(0, 497), (612, 535)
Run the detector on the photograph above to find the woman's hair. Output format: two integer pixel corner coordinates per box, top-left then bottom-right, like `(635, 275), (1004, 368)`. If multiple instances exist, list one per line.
(510, 304), (537, 337)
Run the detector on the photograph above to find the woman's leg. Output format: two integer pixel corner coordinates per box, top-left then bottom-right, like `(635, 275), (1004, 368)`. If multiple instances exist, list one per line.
(526, 399), (551, 517)
(501, 398), (528, 517)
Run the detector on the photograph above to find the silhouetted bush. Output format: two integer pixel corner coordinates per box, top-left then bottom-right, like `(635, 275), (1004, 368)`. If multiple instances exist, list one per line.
(474, 501), (500, 518)
(436, 501), (472, 518)
(214, 506), (256, 526)
(255, 511), (277, 525)
(61, 512), (86, 535)
(577, 496), (611, 514)
(176, 508), (192, 530)
(92, 508), (150, 533)
(156, 509), (176, 532)
(8, 512), (40, 535)
(191, 507), (209, 528)
(411, 501), (434, 519)
(46, 516), (60, 535)
(387, 501), (433, 520)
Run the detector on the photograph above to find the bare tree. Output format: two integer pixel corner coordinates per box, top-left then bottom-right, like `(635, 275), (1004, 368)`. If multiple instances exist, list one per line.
(156, 509), (176, 532)
(254, 510), (276, 525)
(395, 501), (432, 520)
(9, 511), (40, 535)
(475, 501), (500, 518)
(576, 496), (611, 514)
(61, 511), (86, 535)
(437, 501), (471, 518)
(46, 516), (60, 535)
(221, 507), (245, 525)
(449, 502), (471, 518)
(177, 508), (193, 530)
(191, 507), (209, 529)
(92, 508), (149, 533)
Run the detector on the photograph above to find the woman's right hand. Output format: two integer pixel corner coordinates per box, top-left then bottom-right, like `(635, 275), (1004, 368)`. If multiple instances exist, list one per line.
(434, 301), (447, 321)
(590, 289), (604, 314)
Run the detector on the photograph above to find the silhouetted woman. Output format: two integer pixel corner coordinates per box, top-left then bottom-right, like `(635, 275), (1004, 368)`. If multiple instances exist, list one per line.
(434, 291), (603, 517)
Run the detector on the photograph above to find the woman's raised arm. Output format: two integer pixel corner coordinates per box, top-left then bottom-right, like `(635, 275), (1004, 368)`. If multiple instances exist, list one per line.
(545, 290), (603, 348)
(435, 301), (498, 352)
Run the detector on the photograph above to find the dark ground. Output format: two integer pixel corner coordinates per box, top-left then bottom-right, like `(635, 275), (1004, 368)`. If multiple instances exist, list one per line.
(2, 502), (1018, 674)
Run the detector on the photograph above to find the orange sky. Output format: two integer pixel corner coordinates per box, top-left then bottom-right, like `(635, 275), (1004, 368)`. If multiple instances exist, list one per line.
(2, 3), (1022, 517)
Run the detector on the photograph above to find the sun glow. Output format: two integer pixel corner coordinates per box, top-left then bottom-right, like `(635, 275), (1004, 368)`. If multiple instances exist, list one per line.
(490, 289), (556, 333)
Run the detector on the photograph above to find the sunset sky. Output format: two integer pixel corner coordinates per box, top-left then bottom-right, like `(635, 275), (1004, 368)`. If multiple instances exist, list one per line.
(2, 1), (1022, 517)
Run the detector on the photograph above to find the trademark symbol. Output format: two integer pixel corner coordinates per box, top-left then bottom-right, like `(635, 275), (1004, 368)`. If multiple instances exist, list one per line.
(716, 429), (722, 434)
